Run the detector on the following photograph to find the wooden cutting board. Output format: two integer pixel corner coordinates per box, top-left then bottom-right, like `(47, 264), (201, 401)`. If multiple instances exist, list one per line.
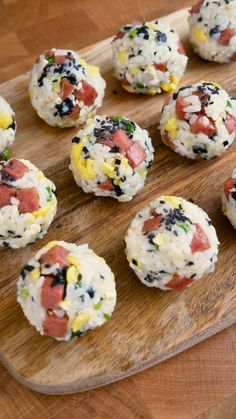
(0, 7), (236, 395)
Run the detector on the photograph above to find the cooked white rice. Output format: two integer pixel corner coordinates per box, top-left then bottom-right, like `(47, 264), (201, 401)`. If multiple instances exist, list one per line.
(222, 168), (236, 229)
(112, 20), (188, 94)
(189, 0), (236, 63)
(0, 159), (57, 249)
(29, 48), (106, 128)
(0, 96), (16, 154)
(160, 81), (236, 160)
(17, 241), (117, 341)
(125, 196), (219, 290)
(69, 115), (154, 202)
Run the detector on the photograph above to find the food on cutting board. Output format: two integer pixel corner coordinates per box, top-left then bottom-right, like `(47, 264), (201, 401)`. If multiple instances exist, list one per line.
(222, 169), (236, 229)
(112, 20), (188, 95)
(189, 0), (236, 63)
(125, 196), (219, 290)
(70, 115), (154, 202)
(0, 158), (57, 249)
(160, 81), (236, 160)
(17, 241), (117, 341)
(29, 48), (106, 128)
(0, 96), (16, 156)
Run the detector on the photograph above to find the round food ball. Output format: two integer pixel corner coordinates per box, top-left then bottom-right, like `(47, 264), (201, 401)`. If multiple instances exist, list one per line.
(70, 115), (154, 202)
(189, 0), (236, 63)
(160, 81), (236, 160)
(0, 158), (57, 248)
(29, 48), (106, 128)
(112, 20), (188, 94)
(17, 241), (117, 341)
(125, 196), (219, 290)
(222, 168), (236, 229)
(0, 96), (16, 154)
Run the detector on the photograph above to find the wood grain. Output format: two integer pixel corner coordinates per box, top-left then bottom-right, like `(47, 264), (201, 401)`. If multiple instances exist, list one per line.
(0, 0), (235, 410)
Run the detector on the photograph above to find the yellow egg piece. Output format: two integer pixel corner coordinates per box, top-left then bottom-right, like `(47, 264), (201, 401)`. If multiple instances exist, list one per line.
(59, 300), (72, 310)
(30, 268), (40, 280)
(164, 196), (181, 207)
(0, 114), (13, 130)
(194, 26), (207, 43)
(72, 313), (91, 332)
(45, 241), (57, 249)
(122, 83), (134, 93)
(130, 66), (139, 76)
(164, 117), (178, 140)
(66, 266), (78, 284)
(32, 202), (52, 218)
(118, 51), (127, 63)
(101, 162), (115, 178)
(77, 158), (96, 180)
(147, 22), (158, 31)
(147, 89), (157, 95)
(68, 255), (80, 268)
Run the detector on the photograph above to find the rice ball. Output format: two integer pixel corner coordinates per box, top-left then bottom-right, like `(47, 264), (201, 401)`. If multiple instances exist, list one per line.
(160, 81), (236, 160)
(0, 158), (57, 248)
(0, 96), (16, 154)
(222, 168), (236, 229)
(125, 196), (219, 290)
(29, 48), (106, 128)
(70, 115), (154, 202)
(189, 0), (236, 63)
(112, 20), (188, 95)
(17, 241), (117, 341)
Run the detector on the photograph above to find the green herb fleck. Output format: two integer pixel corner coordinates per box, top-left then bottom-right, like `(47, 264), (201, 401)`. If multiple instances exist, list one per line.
(112, 115), (123, 123)
(1, 148), (12, 161)
(20, 288), (29, 299)
(155, 244), (159, 251)
(136, 82), (144, 89)
(46, 186), (53, 202)
(227, 100), (232, 108)
(45, 55), (55, 65)
(129, 28), (138, 39)
(178, 222), (190, 233)
(93, 300), (103, 310)
(103, 313), (110, 319)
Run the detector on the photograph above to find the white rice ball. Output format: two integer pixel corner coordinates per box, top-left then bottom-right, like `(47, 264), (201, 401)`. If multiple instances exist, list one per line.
(69, 115), (154, 202)
(222, 168), (236, 228)
(112, 20), (188, 95)
(0, 158), (57, 248)
(29, 48), (106, 128)
(17, 241), (117, 341)
(189, 0), (236, 63)
(125, 196), (219, 290)
(0, 96), (16, 154)
(160, 81), (236, 160)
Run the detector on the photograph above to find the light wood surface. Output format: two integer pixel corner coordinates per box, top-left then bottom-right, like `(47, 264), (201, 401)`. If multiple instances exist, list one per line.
(1, 0), (236, 417)
(0, 6), (236, 396)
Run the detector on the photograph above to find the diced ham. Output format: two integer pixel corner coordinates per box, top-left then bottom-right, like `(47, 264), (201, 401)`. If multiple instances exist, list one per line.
(166, 273), (194, 291)
(74, 80), (97, 106)
(114, 30), (125, 40)
(142, 214), (163, 233)
(177, 41), (186, 55)
(121, 78), (130, 86)
(59, 78), (74, 100)
(2, 159), (29, 181)
(190, 115), (216, 136)
(44, 50), (54, 58)
(154, 63), (167, 72)
(16, 187), (40, 213)
(97, 179), (114, 191)
(40, 245), (70, 267)
(176, 96), (190, 120)
(70, 104), (80, 120)
(0, 185), (16, 208)
(190, 223), (210, 253)
(41, 276), (65, 310)
(218, 28), (235, 46)
(224, 114), (236, 134)
(43, 312), (68, 338)
(54, 55), (67, 64)
(112, 129), (133, 153)
(189, 0), (204, 15)
(126, 142), (146, 168)
(224, 177), (236, 200)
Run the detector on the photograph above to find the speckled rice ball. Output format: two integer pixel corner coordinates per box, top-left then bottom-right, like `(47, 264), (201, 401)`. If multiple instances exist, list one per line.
(222, 168), (236, 229)
(17, 241), (117, 341)
(29, 48), (106, 128)
(0, 96), (16, 154)
(70, 115), (154, 202)
(189, 0), (236, 63)
(160, 81), (236, 160)
(0, 158), (57, 249)
(125, 196), (219, 290)
(112, 20), (188, 95)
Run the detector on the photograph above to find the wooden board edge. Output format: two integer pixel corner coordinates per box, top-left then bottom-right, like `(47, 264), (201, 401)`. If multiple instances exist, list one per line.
(1, 313), (236, 395)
